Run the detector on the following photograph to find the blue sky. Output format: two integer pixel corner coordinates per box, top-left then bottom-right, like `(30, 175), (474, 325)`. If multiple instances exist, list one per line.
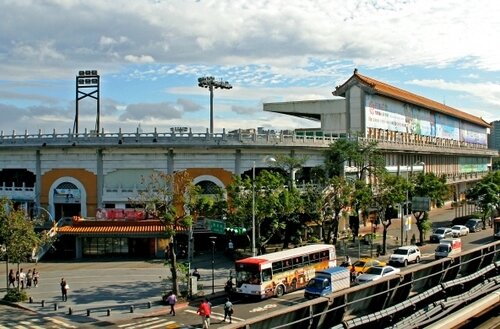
(0, 0), (499, 134)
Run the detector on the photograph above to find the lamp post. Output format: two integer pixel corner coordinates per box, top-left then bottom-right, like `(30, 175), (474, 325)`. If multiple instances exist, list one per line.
(401, 161), (425, 245)
(74, 70), (100, 135)
(197, 76), (232, 134)
(209, 236), (216, 294)
(252, 161), (256, 257)
(251, 157), (276, 257)
(1, 244), (7, 290)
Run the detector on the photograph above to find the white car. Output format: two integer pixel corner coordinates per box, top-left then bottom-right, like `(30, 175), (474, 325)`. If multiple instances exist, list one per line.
(389, 245), (422, 267)
(451, 225), (469, 237)
(355, 266), (401, 284)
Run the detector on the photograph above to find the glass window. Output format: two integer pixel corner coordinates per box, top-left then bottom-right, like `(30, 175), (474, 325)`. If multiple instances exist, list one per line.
(262, 268), (272, 282)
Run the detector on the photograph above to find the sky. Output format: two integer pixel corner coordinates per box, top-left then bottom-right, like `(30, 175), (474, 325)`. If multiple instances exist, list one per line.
(0, 0), (499, 135)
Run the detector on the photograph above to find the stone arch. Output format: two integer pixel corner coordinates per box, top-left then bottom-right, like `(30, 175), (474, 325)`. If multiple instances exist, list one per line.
(48, 176), (87, 218)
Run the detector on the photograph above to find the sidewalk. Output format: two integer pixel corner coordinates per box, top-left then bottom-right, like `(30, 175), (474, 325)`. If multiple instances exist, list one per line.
(0, 251), (235, 326)
(339, 204), (457, 263)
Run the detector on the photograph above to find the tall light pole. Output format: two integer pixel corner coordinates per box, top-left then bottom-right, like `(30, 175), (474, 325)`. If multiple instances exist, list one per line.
(252, 161), (257, 257)
(198, 76), (232, 134)
(251, 157), (276, 256)
(74, 70), (100, 135)
(401, 161), (425, 245)
(209, 236), (216, 294)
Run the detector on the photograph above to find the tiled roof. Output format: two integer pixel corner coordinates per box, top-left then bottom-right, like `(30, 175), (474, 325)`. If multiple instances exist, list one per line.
(57, 220), (187, 236)
(334, 71), (490, 128)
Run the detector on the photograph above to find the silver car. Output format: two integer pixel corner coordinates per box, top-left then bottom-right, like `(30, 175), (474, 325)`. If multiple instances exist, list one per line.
(355, 266), (400, 284)
(451, 225), (469, 237)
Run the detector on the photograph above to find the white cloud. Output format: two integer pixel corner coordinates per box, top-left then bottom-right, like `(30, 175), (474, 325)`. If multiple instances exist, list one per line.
(124, 54), (155, 63)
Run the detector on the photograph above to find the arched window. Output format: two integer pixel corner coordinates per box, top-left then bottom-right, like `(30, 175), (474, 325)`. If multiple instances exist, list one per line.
(196, 180), (220, 195)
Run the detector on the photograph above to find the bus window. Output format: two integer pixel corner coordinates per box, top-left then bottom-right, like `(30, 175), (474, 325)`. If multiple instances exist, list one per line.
(262, 268), (272, 282)
(311, 252), (319, 262)
(303, 255), (310, 264)
(293, 257), (302, 268)
(283, 259), (292, 271)
(320, 250), (329, 261)
(272, 261), (282, 273)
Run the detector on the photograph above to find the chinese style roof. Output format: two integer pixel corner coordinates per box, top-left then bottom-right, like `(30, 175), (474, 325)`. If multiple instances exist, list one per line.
(57, 219), (187, 237)
(333, 70), (490, 128)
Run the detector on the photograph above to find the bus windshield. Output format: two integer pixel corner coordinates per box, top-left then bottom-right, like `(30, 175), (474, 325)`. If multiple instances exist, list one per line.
(235, 264), (261, 285)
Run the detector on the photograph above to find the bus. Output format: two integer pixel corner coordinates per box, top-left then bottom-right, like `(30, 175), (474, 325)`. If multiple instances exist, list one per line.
(234, 244), (336, 299)
(494, 217), (500, 240)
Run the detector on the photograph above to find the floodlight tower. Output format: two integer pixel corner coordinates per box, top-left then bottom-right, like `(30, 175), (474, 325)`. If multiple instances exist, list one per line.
(198, 76), (232, 134)
(74, 70), (100, 135)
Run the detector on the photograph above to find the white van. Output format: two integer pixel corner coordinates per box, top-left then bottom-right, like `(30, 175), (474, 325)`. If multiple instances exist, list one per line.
(435, 238), (462, 259)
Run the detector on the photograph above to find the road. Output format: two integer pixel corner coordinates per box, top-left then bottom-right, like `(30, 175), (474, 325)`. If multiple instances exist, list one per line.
(0, 204), (495, 328)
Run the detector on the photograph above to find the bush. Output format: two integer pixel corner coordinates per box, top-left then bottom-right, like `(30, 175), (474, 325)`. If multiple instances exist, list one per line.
(3, 288), (29, 302)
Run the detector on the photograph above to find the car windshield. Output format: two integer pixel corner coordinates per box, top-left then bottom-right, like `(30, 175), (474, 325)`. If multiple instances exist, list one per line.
(393, 249), (408, 255)
(451, 226), (460, 230)
(353, 260), (366, 267)
(435, 229), (445, 234)
(365, 267), (383, 275)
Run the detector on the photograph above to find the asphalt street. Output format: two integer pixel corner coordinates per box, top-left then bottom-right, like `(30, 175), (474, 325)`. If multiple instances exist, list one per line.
(0, 202), (491, 328)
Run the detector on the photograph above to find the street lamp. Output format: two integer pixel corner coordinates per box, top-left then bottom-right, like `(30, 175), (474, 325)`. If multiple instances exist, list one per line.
(198, 76), (232, 134)
(251, 157), (276, 256)
(400, 161), (426, 245)
(0, 244), (7, 290)
(209, 236), (216, 294)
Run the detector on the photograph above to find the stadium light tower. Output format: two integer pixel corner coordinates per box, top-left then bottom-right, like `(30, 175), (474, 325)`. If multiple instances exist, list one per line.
(74, 70), (100, 135)
(198, 76), (232, 134)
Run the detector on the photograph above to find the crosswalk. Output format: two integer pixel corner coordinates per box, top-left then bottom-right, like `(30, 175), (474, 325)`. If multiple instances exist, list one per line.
(116, 311), (244, 329)
(117, 317), (192, 329)
(0, 316), (77, 329)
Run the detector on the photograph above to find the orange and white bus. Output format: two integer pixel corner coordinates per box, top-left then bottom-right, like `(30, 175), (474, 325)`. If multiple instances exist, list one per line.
(234, 244), (336, 299)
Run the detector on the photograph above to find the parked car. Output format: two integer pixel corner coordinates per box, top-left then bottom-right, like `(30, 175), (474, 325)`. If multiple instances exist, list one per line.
(451, 225), (469, 237)
(430, 227), (453, 243)
(465, 218), (483, 232)
(350, 258), (386, 275)
(355, 265), (400, 284)
(388, 245), (421, 267)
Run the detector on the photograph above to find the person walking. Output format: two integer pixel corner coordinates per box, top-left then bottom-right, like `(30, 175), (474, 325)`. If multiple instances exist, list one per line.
(8, 269), (16, 288)
(223, 297), (234, 323)
(26, 269), (33, 288)
(166, 291), (177, 316)
(60, 278), (69, 301)
(197, 298), (211, 328)
(19, 269), (26, 289)
(33, 269), (39, 287)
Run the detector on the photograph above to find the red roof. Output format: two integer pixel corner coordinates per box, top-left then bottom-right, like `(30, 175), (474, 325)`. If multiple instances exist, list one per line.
(57, 220), (187, 236)
(334, 70), (490, 128)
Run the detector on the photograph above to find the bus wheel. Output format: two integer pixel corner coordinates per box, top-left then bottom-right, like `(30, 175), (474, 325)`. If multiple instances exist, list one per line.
(276, 285), (284, 297)
(291, 279), (297, 291)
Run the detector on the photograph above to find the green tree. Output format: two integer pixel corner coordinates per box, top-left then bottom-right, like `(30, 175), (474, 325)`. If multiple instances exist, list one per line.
(317, 176), (354, 245)
(323, 138), (385, 180)
(465, 171), (500, 228)
(350, 180), (373, 242)
(372, 173), (409, 254)
(412, 172), (450, 245)
(135, 171), (195, 296)
(226, 170), (289, 254)
(0, 198), (41, 295)
(270, 154), (308, 248)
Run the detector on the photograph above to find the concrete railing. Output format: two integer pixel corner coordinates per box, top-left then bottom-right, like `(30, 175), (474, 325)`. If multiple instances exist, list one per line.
(221, 240), (500, 329)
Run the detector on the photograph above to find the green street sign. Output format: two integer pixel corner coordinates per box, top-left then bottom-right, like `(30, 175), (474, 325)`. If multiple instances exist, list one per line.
(208, 220), (226, 234)
(412, 197), (431, 212)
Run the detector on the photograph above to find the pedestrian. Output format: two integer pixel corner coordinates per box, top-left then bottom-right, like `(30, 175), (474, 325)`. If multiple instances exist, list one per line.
(33, 269), (39, 287)
(192, 268), (201, 280)
(345, 255), (352, 266)
(166, 291), (177, 316)
(8, 269), (16, 288)
(60, 278), (69, 301)
(223, 297), (234, 323)
(350, 264), (356, 283)
(227, 239), (234, 259)
(19, 268), (26, 289)
(197, 298), (211, 328)
(26, 269), (33, 288)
